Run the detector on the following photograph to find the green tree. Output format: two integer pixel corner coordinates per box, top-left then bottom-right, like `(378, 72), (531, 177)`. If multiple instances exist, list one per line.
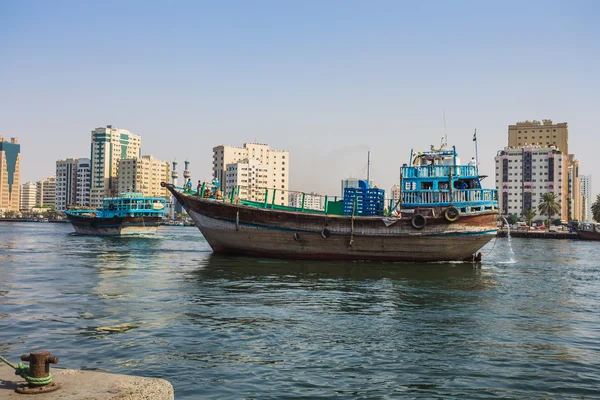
(592, 194), (600, 223)
(538, 192), (561, 230)
(522, 209), (537, 229)
(507, 214), (519, 225)
(3, 210), (18, 218)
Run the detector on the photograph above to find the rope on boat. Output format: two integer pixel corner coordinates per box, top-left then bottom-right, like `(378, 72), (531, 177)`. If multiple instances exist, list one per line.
(481, 234), (499, 258)
(0, 354), (53, 386)
(350, 213), (355, 246)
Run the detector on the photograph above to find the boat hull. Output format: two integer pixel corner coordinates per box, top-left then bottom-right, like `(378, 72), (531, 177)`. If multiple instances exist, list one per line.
(169, 188), (498, 262)
(577, 230), (600, 241)
(67, 215), (162, 236)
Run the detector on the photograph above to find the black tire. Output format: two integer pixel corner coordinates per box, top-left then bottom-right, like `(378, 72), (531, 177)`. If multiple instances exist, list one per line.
(444, 206), (460, 222)
(411, 214), (426, 230)
(293, 232), (300, 241)
(321, 228), (331, 239)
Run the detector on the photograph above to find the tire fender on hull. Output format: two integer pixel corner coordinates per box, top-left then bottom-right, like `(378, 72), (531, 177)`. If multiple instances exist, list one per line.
(444, 206), (460, 222)
(411, 214), (427, 230)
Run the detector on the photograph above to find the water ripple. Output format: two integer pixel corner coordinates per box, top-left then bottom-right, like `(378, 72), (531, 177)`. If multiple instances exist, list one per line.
(1, 224), (600, 398)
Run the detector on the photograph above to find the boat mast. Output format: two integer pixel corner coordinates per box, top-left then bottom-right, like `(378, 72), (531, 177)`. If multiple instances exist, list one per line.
(367, 151), (371, 185)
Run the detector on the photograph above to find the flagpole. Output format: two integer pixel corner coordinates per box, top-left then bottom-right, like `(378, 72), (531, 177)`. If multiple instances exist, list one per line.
(474, 129), (479, 172)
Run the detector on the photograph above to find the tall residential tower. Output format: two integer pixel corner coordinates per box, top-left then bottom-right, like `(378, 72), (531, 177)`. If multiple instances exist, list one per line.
(55, 158), (91, 211)
(90, 125), (141, 207)
(580, 175), (592, 222)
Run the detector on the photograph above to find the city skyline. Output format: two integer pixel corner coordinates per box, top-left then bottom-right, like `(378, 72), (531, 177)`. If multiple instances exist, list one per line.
(2, 1), (599, 198)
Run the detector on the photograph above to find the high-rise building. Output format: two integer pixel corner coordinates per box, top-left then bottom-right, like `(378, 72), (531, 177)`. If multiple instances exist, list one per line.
(508, 120), (568, 154)
(36, 177), (56, 208)
(0, 136), (21, 212)
(288, 192), (325, 211)
(20, 182), (37, 211)
(567, 155), (582, 222)
(495, 146), (568, 219)
(90, 125), (141, 207)
(117, 155), (170, 197)
(580, 175), (592, 222)
(213, 143), (289, 206)
(55, 158), (91, 211)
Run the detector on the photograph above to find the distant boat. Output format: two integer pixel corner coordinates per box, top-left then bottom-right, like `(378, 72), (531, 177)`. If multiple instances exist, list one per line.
(65, 193), (167, 236)
(163, 145), (499, 262)
(576, 222), (600, 240)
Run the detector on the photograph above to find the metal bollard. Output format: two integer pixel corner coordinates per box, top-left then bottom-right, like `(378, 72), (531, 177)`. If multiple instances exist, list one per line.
(15, 350), (60, 394)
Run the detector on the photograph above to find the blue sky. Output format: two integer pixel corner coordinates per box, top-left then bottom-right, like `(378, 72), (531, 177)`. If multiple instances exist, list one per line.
(1, 0), (599, 197)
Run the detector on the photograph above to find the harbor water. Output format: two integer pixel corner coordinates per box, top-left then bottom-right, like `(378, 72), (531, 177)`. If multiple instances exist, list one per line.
(1, 223), (600, 398)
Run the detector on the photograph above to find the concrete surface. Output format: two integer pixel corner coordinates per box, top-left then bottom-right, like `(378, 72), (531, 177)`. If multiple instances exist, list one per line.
(0, 364), (174, 399)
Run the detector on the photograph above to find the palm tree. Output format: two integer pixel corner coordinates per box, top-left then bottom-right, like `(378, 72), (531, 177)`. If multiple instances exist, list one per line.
(522, 209), (537, 229)
(538, 193), (561, 230)
(592, 194), (600, 223)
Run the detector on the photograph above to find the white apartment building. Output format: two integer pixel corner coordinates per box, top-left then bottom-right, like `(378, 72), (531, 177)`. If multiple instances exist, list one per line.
(91, 125), (141, 207)
(20, 182), (37, 211)
(495, 146), (568, 219)
(117, 155), (170, 197)
(225, 159), (268, 202)
(288, 191), (325, 210)
(36, 176), (56, 208)
(55, 158), (91, 211)
(213, 143), (289, 206)
(580, 175), (592, 222)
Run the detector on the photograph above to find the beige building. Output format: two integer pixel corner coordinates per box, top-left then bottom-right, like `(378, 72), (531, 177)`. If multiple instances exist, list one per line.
(508, 120), (568, 154)
(20, 182), (37, 211)
(91, 125), (141, 207)
(390, 185), (401, 204)
(0, 136), (21, 213)
(213, 143), (289, 206)
(505, 120), (583, 221)
(117, 155), (170, 197)
(36, 177), (56, 208)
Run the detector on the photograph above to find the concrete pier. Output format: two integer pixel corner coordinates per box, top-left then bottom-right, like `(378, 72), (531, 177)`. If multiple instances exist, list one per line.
(0, 364), (174, 400)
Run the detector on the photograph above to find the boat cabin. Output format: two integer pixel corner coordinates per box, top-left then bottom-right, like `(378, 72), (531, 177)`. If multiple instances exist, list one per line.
(99, 193), (167, 218)
(400, 148), (498, 215)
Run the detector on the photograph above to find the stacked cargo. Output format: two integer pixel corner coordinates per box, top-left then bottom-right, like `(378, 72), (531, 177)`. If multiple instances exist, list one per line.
(343, 186), (385, 216)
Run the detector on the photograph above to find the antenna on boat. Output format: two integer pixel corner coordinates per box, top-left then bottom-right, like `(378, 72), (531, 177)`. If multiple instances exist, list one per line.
(443, 109), (448, 147)
(473, 128), (479, 171)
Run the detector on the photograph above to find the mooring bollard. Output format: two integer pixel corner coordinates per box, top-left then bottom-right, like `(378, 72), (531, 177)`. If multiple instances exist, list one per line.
(14, 350), (60, 394)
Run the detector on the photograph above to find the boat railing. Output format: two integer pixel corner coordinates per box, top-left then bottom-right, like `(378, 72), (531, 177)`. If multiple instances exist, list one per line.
(173, 183), (497, 216)
(401, 165), (477, 178)
(402, 189), (497, 205)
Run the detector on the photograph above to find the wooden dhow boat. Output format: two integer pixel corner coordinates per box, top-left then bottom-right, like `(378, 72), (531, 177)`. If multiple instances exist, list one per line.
(65, 193), (167, 236)
(576, 222), (600, 241)
(164, 147), (499, 262)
